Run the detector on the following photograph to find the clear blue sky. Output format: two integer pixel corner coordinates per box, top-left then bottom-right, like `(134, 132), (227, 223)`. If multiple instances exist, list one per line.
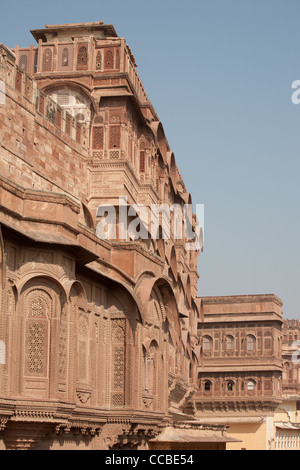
(1, 0), (300, 319)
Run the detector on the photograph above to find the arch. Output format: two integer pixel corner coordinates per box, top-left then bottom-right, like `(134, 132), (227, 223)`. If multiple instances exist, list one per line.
(227, 380), (235, 392)
(63, 280), (87, 311)
(167, 152), (177, 191)
(81, 203), (95, 230)
(180, 191), (192, 206)
(167, 152), (176, 176)
(135, 270), (157, 289)
(149, 285), (166, 326)
(149, 339), (159, 352)
(151, 224), (165, 259)
(149, 121), (168, 164)
(75, 112), (85, 122)
(41, 81), (97, 116)
(203, 335), (213, 353)
(62, 48), (69, 67)
(246, 379), (256, 391)
(246, 334), (256, 352)
(77, 45), (88, 70)
(136, 276), (181, 332)
(178, 272), (191, 308)
(18, 274), (68, 301)
(165, 244), (177, 281)
(204, 380), (212, 392)
(16, 276), (67, 398)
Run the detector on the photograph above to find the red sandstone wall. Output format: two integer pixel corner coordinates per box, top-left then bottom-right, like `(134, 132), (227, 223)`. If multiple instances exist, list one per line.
(0, 53), (89, 203)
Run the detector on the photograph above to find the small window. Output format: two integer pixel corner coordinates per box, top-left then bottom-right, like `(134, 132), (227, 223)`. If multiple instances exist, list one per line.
(96, 51), (102, 70)
(227, 381), (234, 392)
(247, 380), (255, 391)
(247, 335), (255, 351)
(62, 48), (69, 67)
(204, 381), (212, 391)
(226, 336), (234, 350)
(42, 48), (53, 72)
(19, 54), (28, 73)
(140, 151), (145, 173)
(265, 335), (272, 350)
(203, 336), (212, 351)
(77, 46), (88, 70)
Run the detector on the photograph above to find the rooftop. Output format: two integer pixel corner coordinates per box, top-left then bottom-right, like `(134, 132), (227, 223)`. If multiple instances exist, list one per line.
(31, 21), (118, 42)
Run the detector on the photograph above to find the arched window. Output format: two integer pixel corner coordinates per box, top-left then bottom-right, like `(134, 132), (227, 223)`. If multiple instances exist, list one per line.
(105, 49), (114, 70)
(247, 335), (256, 352)
(77, 46), (88, 70)
(203, 336), (212, 352)
(19, 54), (28, 73)
(47, 86), (92, 124)
(75, 113), (85, 122)
(62, 48), (69, 67)
(96, 51), (102, 70)
(226, 335), (234, 351)
(42, 48), (53, 72)
(227, 380), (234, 392)
(204, 380), (212, 392)
(247, 380), (256, 391)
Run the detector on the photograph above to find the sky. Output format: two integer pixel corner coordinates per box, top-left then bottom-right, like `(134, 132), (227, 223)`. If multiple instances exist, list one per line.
(0, 0), (299, 319)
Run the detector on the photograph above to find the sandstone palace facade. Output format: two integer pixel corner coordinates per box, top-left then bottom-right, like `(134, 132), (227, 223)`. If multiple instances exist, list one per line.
(0, 21), (299, 450)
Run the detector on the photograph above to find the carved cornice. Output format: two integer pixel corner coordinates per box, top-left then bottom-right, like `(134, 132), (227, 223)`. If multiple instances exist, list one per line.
(111, 423), (161, 449)
(55, 421), (104, 437)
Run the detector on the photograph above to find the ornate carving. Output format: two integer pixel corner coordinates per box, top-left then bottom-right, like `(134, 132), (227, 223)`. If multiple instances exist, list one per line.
(109, 126), (120, 148)
(93, 126), (104, 149)
(55, 422), (103, 438)
(111, 424), (161, 449)
(0, 416), (9, 431)
(96, 51), (102, 70)
(76, 389), (92, 404)
(27, 322), (47, 375)
(77, 45), (88, 70)
(104, 49), (114, 70)
(111, 319), (126, 408)
(42, 48), (53, 72)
